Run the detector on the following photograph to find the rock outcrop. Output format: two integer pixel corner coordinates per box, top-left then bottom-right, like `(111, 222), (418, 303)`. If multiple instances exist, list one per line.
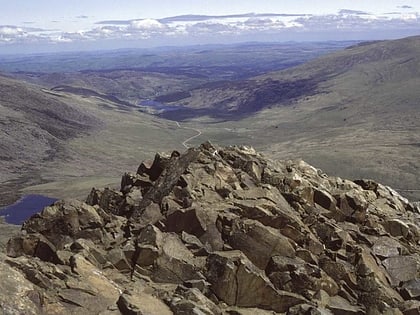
(2, 142), (420, 314)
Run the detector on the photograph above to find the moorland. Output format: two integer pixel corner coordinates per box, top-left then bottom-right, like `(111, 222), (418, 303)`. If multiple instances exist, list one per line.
(0, 37), (419, 205)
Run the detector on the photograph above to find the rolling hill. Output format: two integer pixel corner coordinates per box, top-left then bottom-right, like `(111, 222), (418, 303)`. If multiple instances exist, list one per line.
(160, 36), (420, 117)
(0, 74), (196, 207)
(156, 36), (420, 200)
(0, 74), (102, 205)
(1, 36), (419, 206)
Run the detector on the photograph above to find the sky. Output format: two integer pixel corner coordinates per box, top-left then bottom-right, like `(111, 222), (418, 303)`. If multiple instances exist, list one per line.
(1, 0), (419, 53)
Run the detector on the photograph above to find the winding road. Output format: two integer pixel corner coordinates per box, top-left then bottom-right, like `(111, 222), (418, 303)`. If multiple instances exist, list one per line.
(176, 121), (202, 149)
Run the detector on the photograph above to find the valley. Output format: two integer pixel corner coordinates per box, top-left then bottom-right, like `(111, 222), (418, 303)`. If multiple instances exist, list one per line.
(0, 38), (419, 207)
(2, 3), (420, 314)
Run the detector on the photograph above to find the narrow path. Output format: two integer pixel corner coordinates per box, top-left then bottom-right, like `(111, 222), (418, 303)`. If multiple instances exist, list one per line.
(176, 121), (202, 149)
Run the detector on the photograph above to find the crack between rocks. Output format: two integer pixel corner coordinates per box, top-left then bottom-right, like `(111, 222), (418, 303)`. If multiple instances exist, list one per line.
(59, 296), (84, 308)
(234, 264), (240, 305)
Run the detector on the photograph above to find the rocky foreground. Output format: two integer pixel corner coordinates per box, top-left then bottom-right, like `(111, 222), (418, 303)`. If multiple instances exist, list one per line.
(1, 143), (420, 314)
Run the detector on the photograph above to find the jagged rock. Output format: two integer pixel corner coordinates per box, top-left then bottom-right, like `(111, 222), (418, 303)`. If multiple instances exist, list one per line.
(129, 148), (200, 223)
(327, 295), (364, 314)
(401, 300), (420, 315)
(6, 233), (60, 265)
(137, 152), (171, 181)
(58, 288), (103, 310)
(267, 255), (339, 298)
(133, 224), (162, 267)
(372, 237), (403, 259)
(206, 251), (309, 312)
(152, 233), (203, 283)
(2, 143), (420, 314)
(384, 219), (410, 238)
(2, 253), (121, 314)
(168, 286), (221, 315)
(225, 308), (276, 315)
(62, 255), (122, 311)
(106, 248), (131, 272)
(314, 188), (336, 211)
(222, 218), (296, 269)
(132, 225), (203, 283)
(117, 290), (172, 315)
(181, 231), (204, 250)
(86, 187), (125, 215)
(383, 256), (418, 285)
(69, 238), (108, 267)
(21, 199), (106, 248)
(163, 207), (207, 237)
(288, 303), (333, 315)
(131, 202), (164, 230)
(353, 179), (378, 191)
(335, 191), (368, 223)
(401, 279), (420, 300)
(0, 254), (42, 315)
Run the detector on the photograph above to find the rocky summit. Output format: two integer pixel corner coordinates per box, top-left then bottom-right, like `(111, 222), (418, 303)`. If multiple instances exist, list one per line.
(1, 142), (420, 315)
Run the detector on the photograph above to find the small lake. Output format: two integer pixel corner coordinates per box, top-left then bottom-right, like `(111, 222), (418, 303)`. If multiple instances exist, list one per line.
(139, 100), (186, 112)
(0, 194), (57, 225)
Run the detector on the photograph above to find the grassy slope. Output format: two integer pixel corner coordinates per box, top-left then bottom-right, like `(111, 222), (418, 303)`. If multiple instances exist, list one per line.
(0, 75), (195, 205)
(259, 36), (420, 199)
(177, 36), (420, 200)
(19, 92), (196, 201)
(2, 37), (419, 204)
(15, 70), (205, 104)
(0, 75), (101, 205)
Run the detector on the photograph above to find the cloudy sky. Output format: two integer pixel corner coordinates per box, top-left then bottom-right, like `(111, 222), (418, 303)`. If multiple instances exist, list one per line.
(1, 0), (419, 53)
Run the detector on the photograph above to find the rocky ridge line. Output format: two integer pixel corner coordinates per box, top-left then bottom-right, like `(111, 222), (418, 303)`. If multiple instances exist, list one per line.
(1, 142), (420, 314)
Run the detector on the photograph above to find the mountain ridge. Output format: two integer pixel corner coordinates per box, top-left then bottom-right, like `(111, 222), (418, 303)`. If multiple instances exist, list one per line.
(1, 143), (419, 314)
(153, 35), (420, 200)
(1, 36), (419, 205)
(161, 35), (420, 117)
(0, 74), (102, 205)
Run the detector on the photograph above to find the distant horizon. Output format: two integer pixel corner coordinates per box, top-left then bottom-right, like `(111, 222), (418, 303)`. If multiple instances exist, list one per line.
(1, 31), (420, 56)
(0, 38), (360, 56)
(1, 1), (419, 54)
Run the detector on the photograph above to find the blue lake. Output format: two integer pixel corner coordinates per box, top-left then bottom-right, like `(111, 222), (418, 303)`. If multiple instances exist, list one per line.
(0, 194), (57, 225)
(140, 100), (186, 112)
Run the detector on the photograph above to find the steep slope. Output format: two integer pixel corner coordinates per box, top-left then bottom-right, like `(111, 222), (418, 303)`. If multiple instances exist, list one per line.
(15, 69), (205, 105)
(166, 36), (420, 117)
(253, 36), (420, 200)
(158, 36), (420, 200)
(0, 75), (208, 206)
(2, 144), (420, 314)
(2, 37), (419, 206)
(0, 75), (102, 205)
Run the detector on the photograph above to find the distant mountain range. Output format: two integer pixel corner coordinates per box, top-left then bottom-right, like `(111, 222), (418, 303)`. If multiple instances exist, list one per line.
(157, 36), (420, 199)
(163, 36), (420, 118)
(0, 36), (419, 206)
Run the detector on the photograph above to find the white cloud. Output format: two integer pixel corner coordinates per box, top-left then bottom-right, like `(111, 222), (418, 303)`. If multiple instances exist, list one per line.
(129, 19), (165, 30)
(0, 26), (24, 35)
(400, 13), (418, 21)
(54, 35), (73, 43)
(244, 17), (274, 26)
(1, 11), (420, 49)
(0, 26), (27, 43)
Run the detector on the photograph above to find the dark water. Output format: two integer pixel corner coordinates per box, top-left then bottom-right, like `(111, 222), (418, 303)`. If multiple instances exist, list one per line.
(0, 194), (57, 225)
(140, 100), (186, 111)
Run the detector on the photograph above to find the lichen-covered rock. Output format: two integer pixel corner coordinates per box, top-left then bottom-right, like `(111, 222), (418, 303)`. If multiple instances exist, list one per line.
(117, 290), (172, 315)
(2, 143), (420, 314)
(206, 251), (309, 312)
(0, 254), (42, 315)
(222, 218), (296, 269)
